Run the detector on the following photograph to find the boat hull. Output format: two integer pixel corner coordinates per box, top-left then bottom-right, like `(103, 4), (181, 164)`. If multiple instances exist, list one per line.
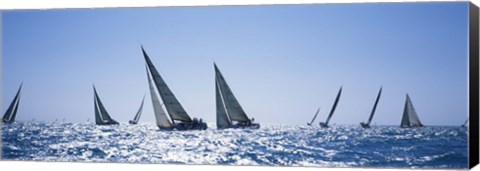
(96, 121), (119, 125)
(158, 120), (208, 131)
(400, 124), (423, 128)
(128, 120), (138, 125)
(319, 122), (329, 128)
(2, 120), (13, 124)
(360, 122), (370, 128)
(217, 123), (260, 130)
(175, 121), (208, 131)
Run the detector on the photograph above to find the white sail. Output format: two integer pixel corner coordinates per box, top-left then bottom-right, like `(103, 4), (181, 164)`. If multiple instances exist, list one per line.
(216, 76), (232, 128)
(400, 94), (423, 128)
(142, 47), (192, 122)
(94, 93), (102, 123)
(132, 96), (145, 123)
(2, 83), (22, 124)
(214, 64), (250, 122)
(147, 68), (173, 128)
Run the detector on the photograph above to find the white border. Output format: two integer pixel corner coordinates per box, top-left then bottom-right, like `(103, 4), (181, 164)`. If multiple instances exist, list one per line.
(0, 0), (473, 10)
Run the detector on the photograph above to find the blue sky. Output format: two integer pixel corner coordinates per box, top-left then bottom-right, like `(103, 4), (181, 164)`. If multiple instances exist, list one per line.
(2, 2), (469, 125)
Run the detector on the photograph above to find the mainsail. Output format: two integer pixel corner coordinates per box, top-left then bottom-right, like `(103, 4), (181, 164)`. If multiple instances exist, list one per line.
(142, 47), (192, 123)
(400, 94), (423, 128)
(361, 87), (382, 128)
(307, 108), (321, 126)
(129, 95), (145, 124)
(93, 86), (119, 125)
(2, 83), (22, 124)
(215, 63), (250, 122)
(320, 87), (342, 127)
(216, 76), (232, 128)
(146, 66), (173, 128)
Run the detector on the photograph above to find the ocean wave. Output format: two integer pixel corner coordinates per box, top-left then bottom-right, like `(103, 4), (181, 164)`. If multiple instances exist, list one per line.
(1, 122), (468, 168)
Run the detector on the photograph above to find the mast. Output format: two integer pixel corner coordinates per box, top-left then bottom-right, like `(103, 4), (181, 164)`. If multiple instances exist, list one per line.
(142, 46), (192, 123)
(367, 87), (382, 124)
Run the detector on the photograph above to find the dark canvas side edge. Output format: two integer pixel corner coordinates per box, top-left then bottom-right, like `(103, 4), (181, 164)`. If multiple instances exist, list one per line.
(469, 2), (479, 169)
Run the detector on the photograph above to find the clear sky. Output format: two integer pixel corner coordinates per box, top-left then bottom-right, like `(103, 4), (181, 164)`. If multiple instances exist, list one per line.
(2, 2), (469, 126)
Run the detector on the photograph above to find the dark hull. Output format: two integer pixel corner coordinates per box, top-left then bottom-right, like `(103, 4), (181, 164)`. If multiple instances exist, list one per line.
(128, 120), (138, 125)
(158, 121), (208, 131)
(96, 120), (119, 125)
(319, 122), (329, 128)
(360, 122), (370, 129)
(400, 124), (424, 128)
(2, 120), (13, 125)
(218, 123), (260, 130)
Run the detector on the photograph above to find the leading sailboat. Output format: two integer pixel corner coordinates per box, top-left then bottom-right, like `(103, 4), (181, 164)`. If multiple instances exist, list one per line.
(320, 87), (342, 128)
(215, 63), (260, 129)
(400, 94), (423, 128)
(2, 83), (22, 124)
(142, 46), (207, 130)
(360, 87), (382, 128)
(93, 86), (119, 125)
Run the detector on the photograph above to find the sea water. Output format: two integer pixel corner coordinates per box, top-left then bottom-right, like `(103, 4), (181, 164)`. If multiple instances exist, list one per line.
(1, 122), (468, 169)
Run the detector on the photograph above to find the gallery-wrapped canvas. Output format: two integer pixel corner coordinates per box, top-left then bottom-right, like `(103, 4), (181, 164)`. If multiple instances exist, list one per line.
(1, 1), (479, 170)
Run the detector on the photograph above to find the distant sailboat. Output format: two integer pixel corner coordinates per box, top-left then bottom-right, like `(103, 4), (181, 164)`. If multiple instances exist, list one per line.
(307, 107), (321, 126)
(215, 63), (260, 129)
(2, 83), (22, 124)
(129, 96), (145, 125)
(360, 87), (382, 128)
(320, 87), (342, 128)
(93, 86), (119, 125)
(142, 46), (207, 130)
(461, 118), (468, 127)
(400, 94), (423, 128)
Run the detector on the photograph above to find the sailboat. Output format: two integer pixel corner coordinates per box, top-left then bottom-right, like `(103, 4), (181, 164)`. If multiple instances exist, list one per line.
(215, 63), (260, 129)
(461, 118), (468, 127)
(360, 87), (382, 128)
(320, 87), (342, 128)
(2, 83), (22, 124)
(400, 94), (423, 128)
(142, 46), (207, 130)
(93, 86), (119, 125)
(307, 107), (321, 126)
(129, 95), (145, 125)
